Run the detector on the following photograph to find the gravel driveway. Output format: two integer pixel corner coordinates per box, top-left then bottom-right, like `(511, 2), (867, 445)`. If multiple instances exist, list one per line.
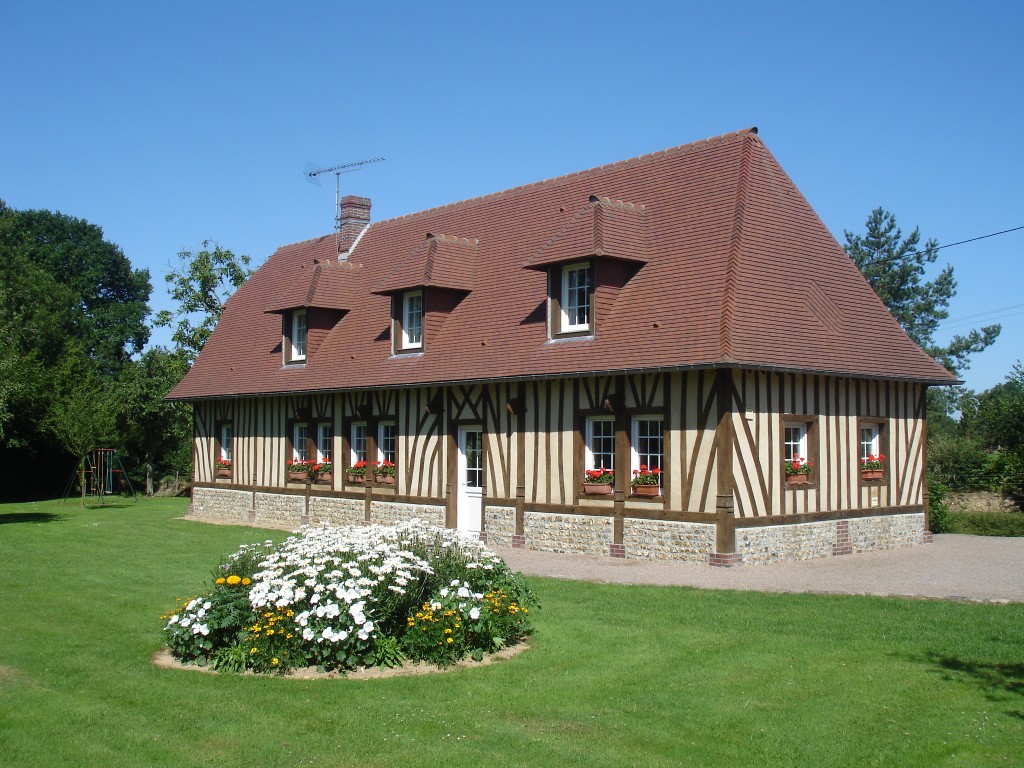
(494, 534), (1024, 603)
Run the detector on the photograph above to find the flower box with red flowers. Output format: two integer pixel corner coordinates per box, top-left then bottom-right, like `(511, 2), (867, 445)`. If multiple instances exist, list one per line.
(215, 458), (231, 478)
(287, 459), (313, 482)
(630, 465), (661, 496)
(785, 458), (812, 486)
(346, 460), (368, 483)
(372, 460), (396, 484)
(582, 468), (613, 495)
(861, 454), (885, 481)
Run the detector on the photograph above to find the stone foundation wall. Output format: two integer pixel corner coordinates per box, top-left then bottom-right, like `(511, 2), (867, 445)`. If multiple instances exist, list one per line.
(524, 512), (612, 555)
(623, 519), (716, 562)
(484, 506), (516, 547)
(846, 513), (927, 554)
(191, 487), (251, 522)
(308, 496), (365, 527)
(736, 513), (925, 565)
(254, 492), (304, 527)
(371, 501), (445, 528)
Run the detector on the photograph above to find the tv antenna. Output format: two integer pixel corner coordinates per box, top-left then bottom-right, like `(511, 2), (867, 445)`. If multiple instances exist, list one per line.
(305, 157), (385, 251)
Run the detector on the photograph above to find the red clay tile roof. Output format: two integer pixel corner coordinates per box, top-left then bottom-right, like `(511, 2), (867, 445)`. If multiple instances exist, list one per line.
(168, 127), (955, 400)
(525, 196), (651, 269)
(374, 234), (478, 294)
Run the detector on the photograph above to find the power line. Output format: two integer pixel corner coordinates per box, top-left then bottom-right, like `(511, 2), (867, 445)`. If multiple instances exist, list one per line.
(937, 302), (1024, 327)
(854, 224), (1024, 270)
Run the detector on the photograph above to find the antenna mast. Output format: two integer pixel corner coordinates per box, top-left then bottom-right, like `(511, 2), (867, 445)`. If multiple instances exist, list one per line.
(306, 157), (385, 253)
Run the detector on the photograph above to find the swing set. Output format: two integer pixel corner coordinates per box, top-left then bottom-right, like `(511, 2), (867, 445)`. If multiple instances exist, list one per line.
(62, 448), (138, 503)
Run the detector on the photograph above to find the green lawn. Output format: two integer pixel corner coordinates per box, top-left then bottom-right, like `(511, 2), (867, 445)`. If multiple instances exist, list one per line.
(0, 498), (1021, 767)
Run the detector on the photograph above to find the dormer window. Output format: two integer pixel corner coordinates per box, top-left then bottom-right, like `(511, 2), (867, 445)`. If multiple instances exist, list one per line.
(548, 261), (593, 338)
(561, 263), (591, 332)
(286, 309), (307, 364)
(392, 290), (424, 353)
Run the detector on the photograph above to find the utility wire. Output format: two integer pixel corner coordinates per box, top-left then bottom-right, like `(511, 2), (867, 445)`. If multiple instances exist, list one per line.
(853, 224), (1024, 270)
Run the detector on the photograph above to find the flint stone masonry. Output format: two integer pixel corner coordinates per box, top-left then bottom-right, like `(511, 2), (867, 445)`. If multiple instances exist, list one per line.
(192, 487), (251, 522)
(308, 496), (365, 527)
(736, 513), (926, 565)
(371, 501), (445, 528)
(254, 492), (304, 526)
(847, 513), (926, 553)
(525, 512), (613, 555)
(623, 519), (716, 562)
(484, 506), (516, 547)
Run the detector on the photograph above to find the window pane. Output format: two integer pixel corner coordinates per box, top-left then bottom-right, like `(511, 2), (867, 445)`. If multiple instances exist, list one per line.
(292, 311), (307, 359)
(860, 426), (879, 460)
(317, 423), (333, 463)
(293, 423), (308, 461)
(633, 418), (663, 480)
(784, 425), (806, 462)
(403, 292), (423, 347)
(465, 430), (482, 488)
(351, 423), (367, 464)
(561, 264), (590, 330)
(586, 417), (615, 472)
(378, 422), (396, 464)
(221, 424), (232, 462)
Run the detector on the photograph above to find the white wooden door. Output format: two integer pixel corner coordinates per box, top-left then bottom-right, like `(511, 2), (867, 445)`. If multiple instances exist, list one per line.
(457, 425), (483, 533)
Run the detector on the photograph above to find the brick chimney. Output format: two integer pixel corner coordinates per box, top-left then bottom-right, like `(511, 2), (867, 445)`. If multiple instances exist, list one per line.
(337, 195), (371, 256)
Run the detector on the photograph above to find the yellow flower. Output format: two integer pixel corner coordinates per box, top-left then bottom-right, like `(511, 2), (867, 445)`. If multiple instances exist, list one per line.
(250, 648), (257, 655)
(241, 577), (252, 586)
(446, 638), (453, 644)
(271, 657), (279, 666)
(226, 575), (241, 586)
(215, 577), (226, 585)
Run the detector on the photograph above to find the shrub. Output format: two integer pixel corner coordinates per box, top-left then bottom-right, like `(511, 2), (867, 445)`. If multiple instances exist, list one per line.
(945, 511), (1024, 537)
(162, 520), (536, 674)
(927, 479), (951, 534)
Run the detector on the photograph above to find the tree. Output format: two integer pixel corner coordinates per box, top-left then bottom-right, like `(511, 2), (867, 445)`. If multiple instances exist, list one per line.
(44, 347), (116, 507)
(154, 241), (253, 364)
(0, 201), (152, 500)
(844, 208), (1000, 375)
(114, 348), (192, 495)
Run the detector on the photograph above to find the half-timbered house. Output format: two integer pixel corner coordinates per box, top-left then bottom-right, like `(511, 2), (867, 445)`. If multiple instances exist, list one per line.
(168, 127), (956, 565)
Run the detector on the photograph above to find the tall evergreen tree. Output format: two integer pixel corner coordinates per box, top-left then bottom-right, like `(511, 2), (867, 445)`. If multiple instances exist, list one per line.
(844, 208), (1000, 375)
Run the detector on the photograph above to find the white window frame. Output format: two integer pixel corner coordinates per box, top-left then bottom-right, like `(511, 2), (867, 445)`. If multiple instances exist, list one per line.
(290, 309), (308, 362)
(292, 422), (309, 462)
(584, 416), (615, 473)
(631, 416), (663, 481)
(317, 422), (333, 463)
(350, 422), (368, 465)
(860, 424), (880, 461)
(784, 424), (808, 463)
(560, 263), (591, 333)
(377, 421), (396, 464)
(220, 423), (233, 462)
(402, 291), (423, 350)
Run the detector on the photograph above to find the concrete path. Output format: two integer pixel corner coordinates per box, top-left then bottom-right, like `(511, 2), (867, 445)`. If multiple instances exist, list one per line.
(493, 534), (1024, 603)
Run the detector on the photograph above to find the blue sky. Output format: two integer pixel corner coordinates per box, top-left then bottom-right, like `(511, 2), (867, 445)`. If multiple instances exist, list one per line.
(3, 1), (1022, 392)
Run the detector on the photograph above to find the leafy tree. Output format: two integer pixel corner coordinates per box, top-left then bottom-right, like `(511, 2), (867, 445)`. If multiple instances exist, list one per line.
(114, 348), (192, 494)
(844, 208), (1000, 375)
(44, 347), (117, 507)
(0, 201), (152, 500)
(154, 241), (252, 364)
(0, 202), (151, 374)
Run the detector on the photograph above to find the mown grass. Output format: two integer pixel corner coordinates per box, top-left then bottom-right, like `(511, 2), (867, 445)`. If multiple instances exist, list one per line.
(0, 497), (1021, 767)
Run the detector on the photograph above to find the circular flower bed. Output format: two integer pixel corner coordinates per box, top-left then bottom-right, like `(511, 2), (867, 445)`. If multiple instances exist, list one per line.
(161, 520), (536, 674)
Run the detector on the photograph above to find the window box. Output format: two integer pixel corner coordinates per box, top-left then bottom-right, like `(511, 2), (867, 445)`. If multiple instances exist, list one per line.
(786, 474), (810, 486)
(582, 482), (613, 495)
(861, 469), (884, 481)
(288, 471), (308, 482)
(630, 484), (660, 497)
(216, 468), (231, 479)
(316, 472), (333, 484)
